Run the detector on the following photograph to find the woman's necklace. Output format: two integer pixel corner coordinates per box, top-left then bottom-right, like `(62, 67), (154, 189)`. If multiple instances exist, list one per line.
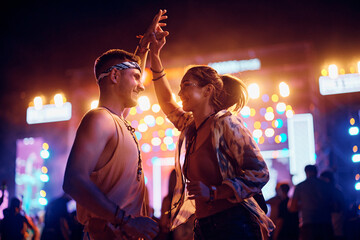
(103, 107), (142, 182)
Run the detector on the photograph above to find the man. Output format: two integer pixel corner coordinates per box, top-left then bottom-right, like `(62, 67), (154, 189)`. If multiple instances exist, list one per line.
(63, 10), (168, 240)
(288, 165), (334, 240)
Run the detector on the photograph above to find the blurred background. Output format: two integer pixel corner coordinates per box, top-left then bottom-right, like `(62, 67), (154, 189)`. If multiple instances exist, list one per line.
(1, 0), (359, 226)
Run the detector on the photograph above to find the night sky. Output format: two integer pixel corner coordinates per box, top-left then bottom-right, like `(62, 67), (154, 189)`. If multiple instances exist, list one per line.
(1, 0), (360, 191)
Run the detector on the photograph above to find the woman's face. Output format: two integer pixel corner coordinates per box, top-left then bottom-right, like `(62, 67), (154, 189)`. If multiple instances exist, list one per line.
(178, 73), (205, 112)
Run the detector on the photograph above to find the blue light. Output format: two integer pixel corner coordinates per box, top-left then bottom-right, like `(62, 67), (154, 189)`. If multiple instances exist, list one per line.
(349, 126), (359, 136)
(167, 143), (176, 151)
(39, 197), (48, 205)
(280, 133), (287, 142)
(135, 131), (142, 140)
(141, 143), (151, 153)
(352, 154), (360, 163)
(151, 157), (160, 165)
(144, 175), (148, 185)
(40, 149), (50, 159)
(40, 174), (49, 182)
(165, 128), (173, 137)
(355, 182), (360, 191)
(275, 119), (284, 128)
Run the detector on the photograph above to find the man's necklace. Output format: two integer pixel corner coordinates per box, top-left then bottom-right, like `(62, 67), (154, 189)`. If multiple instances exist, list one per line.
(103, 107), (142, 182)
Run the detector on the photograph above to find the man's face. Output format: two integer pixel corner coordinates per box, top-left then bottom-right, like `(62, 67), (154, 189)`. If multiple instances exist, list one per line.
(116, 68), (145, 108)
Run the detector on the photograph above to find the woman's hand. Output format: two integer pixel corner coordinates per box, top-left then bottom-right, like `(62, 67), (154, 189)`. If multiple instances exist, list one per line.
(140, 9), (168, 49)
(186, 180), (210, 201)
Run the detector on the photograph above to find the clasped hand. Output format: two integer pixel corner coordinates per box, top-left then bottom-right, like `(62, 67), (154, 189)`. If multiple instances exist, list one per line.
(186, 180), (211, 201)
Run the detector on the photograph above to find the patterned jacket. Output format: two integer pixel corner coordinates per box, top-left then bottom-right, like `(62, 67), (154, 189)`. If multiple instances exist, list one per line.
(167, 108), (274, 239)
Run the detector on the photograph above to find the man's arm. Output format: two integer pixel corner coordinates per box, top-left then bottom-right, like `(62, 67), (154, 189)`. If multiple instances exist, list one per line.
(63, 109), (118, 221)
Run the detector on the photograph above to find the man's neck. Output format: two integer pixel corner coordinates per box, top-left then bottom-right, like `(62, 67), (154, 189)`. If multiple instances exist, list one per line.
(98, 98), (125, 117)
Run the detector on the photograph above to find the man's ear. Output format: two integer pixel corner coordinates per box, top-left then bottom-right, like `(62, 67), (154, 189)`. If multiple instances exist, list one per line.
(110, 69), (118, 83)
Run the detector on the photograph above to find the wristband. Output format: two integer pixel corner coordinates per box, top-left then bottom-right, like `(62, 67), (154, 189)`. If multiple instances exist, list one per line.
(209, 186), (217, 202)
(152, 73), (166, 81)
(150, 67), (164, 73)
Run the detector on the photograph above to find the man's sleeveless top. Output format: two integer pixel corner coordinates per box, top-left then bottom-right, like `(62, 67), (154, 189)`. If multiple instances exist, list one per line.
(77, 108), (146, 226)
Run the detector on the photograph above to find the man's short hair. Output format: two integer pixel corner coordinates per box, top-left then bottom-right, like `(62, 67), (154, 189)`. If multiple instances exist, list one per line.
(94, 49), (141, 80)
(304, 165), (317, 176)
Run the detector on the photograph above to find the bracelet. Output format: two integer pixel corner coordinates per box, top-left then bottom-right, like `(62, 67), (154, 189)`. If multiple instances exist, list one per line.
(208, 186), (217, 203)
(150, 67), (164, 73)
(152, 73), (166, 81)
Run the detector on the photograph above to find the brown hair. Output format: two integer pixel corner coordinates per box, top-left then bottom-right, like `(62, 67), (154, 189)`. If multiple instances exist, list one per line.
(219, 74), (248, 113)
(94, 49), (140, 80)
(184, 65), (224, 112)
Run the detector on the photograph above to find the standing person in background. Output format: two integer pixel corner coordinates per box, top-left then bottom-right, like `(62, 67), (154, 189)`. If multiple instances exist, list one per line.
(148, 16), (274, 239)
(289, 165), (334, 240)
(62, 10), (167, 240)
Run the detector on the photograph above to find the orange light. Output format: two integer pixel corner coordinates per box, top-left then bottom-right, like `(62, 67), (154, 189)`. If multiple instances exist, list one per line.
(354, 145), (358, 153)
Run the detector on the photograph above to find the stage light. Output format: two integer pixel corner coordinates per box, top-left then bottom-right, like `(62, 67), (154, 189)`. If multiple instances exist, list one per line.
(172, 128), (181, 136)
(356, 174), (360, 181)
(138, 123), (148, 132)
(34, 96), (43, 110)
(158, 130), (165, 138)
(350, 66), (356, 74)
(328, 64), (338, 79)
(266, 107), (274, 113)
(135, 131), (142, 140)
(42, 143), (49, 150)
(39, 197), (48, 206)
(276, 102), (286, 114)
(144, 115), (156, 127)
(165, 128), (173, 137)
(358, 61), (360, 73)
(261, 121), (268, 129)
(40, 190), (46, 197)
(160, 143), (167, 151)
(275, 119), (284, 128)
(248, 83), (260, 99)
(260, 108), (266, 116)
(151, 137), (161, 146)
(253, 129), (263, 138)
(156, 116), (165, 125)
(254, 121), (261, 129)
(40, 149), (50, 159)
(280, 133), (287, 142)
(339, 68), (345, 75)
(355, 182), (360, 191)
(131, 120), (139, 128)
(275, 135), (281, 143)
(279, 82), (290, 97)
(141, 143), (151, 153)
(349, 126), (359, 136)
(41, 166), (48, 174)
(265, 112), (275, 121)
(286, 110), (294, 118)
(168, 143), (176, 151)
(259, 136), (265, 144)
(250, 108), (256, 117)
(350, 118), (355, 125)
(40, 174), (49, 182)
(90, 100), (99, 110)
(354, 145), (358, 153)
(265, 128), (275, 137)
(152, 104), (161, 113)
(321, 69), (328, 76)
(352, 154), (360, 163)
(54, 94), (64, 107)
(138, 96), (150, 111)
(240, 106), (250, 118)
(271, 94), (279, 102)
(262, 94), (269, 102)
(163, 136), (173, 145)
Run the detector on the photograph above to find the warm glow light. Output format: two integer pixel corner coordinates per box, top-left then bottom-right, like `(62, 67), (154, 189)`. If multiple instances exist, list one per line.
(41, 166), (48, 174)
(172, 128), (181, 136)
(158, 130), (165, 138)
(40, 190), (46, 197)
(129, 107), (137, 115)
(163, 136), (174, 145)
(254, 121), (261, 129)
(250, 108), (256, 117)
(90, 100), (99, 110)
(144, 115), (156, 127)
(156, 116), (165, 125)
(34, 96), (43, 110)
(276, 102), (286, 113)
(266, 107), (274, 113)
(350, 66), (355, 74)
(271, 94), (279, 102)
(42, 143), (49, 150)
(286, 110), (294, 118)
(350, 118), (355, 125)
(248, 83), (260, 99)
(138, 96), (151, 111)
(339, 68), (345, 75)
(259, 136), (265, 144)
(358, 61), (360, 73)
(321, 69), (328, 76)
(152, 104), (161, 113)
(328, 64), (338, 79)
(356, 174), (360, 181)
(275, 135), (281, 143)
(354, 145), (358, 153)
(279, 82), (290, 97)
(54, 93), (64, 107)
(160, 143), (167, 151)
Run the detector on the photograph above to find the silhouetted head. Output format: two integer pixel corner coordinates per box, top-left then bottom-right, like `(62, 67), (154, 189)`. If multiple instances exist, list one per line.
(305, 165), (317, 178)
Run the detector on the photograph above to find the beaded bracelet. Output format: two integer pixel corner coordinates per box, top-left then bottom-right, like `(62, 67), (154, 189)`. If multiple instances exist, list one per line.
(150, 67), (164, 73)
(152, 73), (166, 81)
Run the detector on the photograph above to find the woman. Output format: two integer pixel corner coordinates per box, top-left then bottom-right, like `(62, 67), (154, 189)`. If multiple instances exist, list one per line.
(148, 18), (274, 239)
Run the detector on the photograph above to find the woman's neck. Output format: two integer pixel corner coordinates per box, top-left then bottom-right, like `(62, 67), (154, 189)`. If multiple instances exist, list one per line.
(192, 106), (216, 129)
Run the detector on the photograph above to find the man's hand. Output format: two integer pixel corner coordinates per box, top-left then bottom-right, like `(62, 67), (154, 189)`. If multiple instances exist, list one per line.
(140, 9), (168, 49)
(187, 181), (211, 201)
(122, 216), (159, 240)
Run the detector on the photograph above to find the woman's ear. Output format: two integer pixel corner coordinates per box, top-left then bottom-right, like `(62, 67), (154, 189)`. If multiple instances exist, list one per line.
(204, 84), (214, 97)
